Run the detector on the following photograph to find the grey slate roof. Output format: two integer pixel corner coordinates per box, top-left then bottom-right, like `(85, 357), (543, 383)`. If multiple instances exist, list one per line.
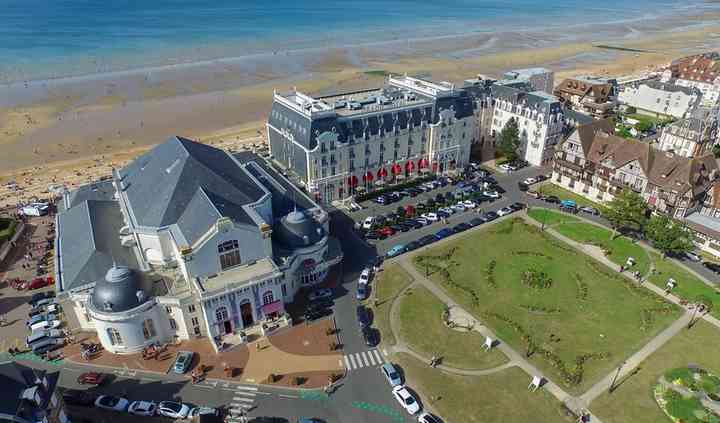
(491, 82), (562, 116)
(118, 137), (265, 234)
(0, 362), (58, 419)
(91, 266), (149, 313)
(61, 180), (116, 211)
(56, 199), (138, 292)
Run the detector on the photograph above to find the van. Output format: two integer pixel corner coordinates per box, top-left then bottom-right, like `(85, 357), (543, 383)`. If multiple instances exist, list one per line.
(31, 337), (64, 355)
(30, 320), (60, 332)
(27, 329), (63, 348)
(27, 313), (57, 327)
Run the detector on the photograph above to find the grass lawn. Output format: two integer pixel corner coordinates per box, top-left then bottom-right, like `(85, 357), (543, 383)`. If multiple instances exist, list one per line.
(527, 208), (581, 227)
(647, 252), (720, 320)
(412, 218), (680, 393)
(371, 263), (414, 347)
(398, 285), (508, 370)
(393, 352), (573, 423)
(0, 217), (17, 243)
(535, 183), (606, 210)
(591, 321), (720, 423)
(528, 209), (651, 276)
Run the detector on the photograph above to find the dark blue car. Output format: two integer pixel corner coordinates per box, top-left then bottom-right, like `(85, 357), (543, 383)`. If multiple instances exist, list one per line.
(434, 228), (454, 240)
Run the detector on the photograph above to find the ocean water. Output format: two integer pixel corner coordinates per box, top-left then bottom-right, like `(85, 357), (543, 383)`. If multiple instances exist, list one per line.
(0, 0), (715, 82)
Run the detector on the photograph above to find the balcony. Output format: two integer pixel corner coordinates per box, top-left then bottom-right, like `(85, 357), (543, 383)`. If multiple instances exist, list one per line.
(555, 157), (584, 172)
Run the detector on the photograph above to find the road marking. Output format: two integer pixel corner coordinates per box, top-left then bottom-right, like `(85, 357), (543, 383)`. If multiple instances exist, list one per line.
(233, 398), (255, 403)
(279, 394), (298, 399)
(367, 351), (377, 366)
(235, 385), (258, 391)
(344, 355), (351, 370)
(373, 349), (383, 363)
(348, 354), (357, 370)
(361, 351), (369, 367)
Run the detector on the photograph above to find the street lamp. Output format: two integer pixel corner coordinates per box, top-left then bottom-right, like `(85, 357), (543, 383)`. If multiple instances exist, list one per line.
(609, 360), (627, 393)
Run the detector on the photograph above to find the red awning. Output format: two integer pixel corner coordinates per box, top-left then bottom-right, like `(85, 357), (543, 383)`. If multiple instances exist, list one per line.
(391, 163), (402, 175)
(261, 300), (283, 315)
(378, 168), (388, 178)
(432, 162), (439, 171)
(405, 161), (415, 172)
(363, 171), (374, 182)
(348, 175), (359, 187)
(418, 158), (429, 168)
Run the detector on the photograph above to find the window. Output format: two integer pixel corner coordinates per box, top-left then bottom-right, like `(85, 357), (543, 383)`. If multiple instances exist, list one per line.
(107, 328), (123, 346)
(281, 284), (287, 297)
(142, 319), (156, 340)
(165, 306), (172, 314)
(216, 306), (229, 322)
(187, 304), (196, 313)
(262, 290), (274, 305)
(193, 325), (201, 336)
(218, 240), (241, 270)
(169, 318), (177, 330)
(191, 317), (199, 326)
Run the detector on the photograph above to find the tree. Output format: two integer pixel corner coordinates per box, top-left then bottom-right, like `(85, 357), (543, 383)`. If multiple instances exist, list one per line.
(605, 189), (648, 238)
(645, 215), (694, 258)
(497, 118), (520, 162)
(635, 120), (653, 134)
(713, 144), (720, 159)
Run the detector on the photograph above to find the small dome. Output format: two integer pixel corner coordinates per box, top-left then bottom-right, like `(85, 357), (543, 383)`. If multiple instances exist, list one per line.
(274, 210), (324, 249)
(91, 265), (148, 313)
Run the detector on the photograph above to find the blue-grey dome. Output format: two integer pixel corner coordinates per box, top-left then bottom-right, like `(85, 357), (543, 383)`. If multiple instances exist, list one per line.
(274, 210), (324, 249)
(91, 266), (148, 313)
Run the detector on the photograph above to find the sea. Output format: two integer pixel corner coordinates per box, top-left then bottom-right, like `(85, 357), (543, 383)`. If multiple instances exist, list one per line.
(0, 0), (718, 83)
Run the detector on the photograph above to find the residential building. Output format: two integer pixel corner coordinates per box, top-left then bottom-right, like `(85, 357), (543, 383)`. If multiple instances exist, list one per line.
(0, 361), (68, 423)
(686, 184), (720, 257)
(54, 136), (342, 354)
(552, 119), (717, 218)
(656, 107), (719, 158)
(618, 81), (702, 119)
(503, 67), (554, 94)
(553, 76), (617, 119)
(488, 80), (565, 166)
(661, 52), (720, 106)
(267, 75), (477, 203)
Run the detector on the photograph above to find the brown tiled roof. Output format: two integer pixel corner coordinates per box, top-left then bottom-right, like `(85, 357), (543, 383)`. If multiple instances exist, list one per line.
(554, 78), (613, 103)
(576, 118), (615, 156)
(712, 183), (720, 209)
(668, 52), (720, 84)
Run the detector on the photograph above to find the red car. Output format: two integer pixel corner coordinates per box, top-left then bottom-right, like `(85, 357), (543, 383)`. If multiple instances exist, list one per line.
(28, 278), (49, 290)
(77, 372), (106, 385)
(379, 226), (395, 237)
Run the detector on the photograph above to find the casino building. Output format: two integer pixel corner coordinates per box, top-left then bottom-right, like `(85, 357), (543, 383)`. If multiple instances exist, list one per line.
(54, 136), (341, 354)
(267, 75), (478, 203)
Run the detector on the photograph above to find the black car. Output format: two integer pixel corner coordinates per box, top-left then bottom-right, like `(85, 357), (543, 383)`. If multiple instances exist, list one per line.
(418, 235), (437, 246)
(304, 307), (332, 322)
(308, 297), (333, 310)
(356, 305), (371, 328)
(535, 174), (548, 182)
(397, 223), (413, 232)
(362, 327), (379, 347)
(510, 202), (526, 211)
(390, 224), (405, 233)
(437, 210), (450, 219)
(456, 222), (472, 232)
(63, 389), (98, 407)
(29, 291), (55, 306)
(408, 220), (424, 230)
(544, 195), (560, 204)
(703, 261), (720, 273)
(518, 182), (529, 192)
(365, 231), (387, 240)
(469, 217), (485, 226)
(405, 240), (422, 251)
(435, 193), (446, 203)
(483, 211), (498, 221)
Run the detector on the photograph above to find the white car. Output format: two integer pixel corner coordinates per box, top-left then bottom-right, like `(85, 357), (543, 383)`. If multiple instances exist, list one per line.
(362, 216), (375, 230)
(392, 385), (421, 415)
(128, 401), (157, 416)
(523, 177), (537, 185)
(414, 217), (428, 225)
(29, 320), (61, 332)
(483, 191), (500, 199)
(499, 163), (513, 172)
(497, 207), (514, 217)
(417, 412), (443, 423)
(157, 401), (191, 419)
(359, 268), (371, 285)
(95, 395), (129, 412)
(439, 207), (454, 215)
(422, 213), (439, 222)
(452, 203), (466, 212)
(685, 251), (702, 262)
(462, 200), (477, 209)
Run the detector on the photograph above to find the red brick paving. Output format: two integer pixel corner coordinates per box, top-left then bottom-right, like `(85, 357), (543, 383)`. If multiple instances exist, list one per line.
(267, 318), (339, 356)
(261, 369), (343, 388)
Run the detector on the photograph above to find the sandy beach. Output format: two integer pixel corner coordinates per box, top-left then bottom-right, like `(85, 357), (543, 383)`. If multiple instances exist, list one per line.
(1, 9), (720, 208)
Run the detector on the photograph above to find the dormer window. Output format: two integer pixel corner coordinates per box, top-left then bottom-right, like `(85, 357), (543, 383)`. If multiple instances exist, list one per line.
(218, 240), (241, 270)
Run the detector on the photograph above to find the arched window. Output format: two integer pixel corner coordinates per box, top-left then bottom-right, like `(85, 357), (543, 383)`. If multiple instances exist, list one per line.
(262, 290), (274, 305)
(107, 328), (123, 346)
(142, 319), (156, 340)
(218, 240), (241, 270)
(216, 306), (229, 322)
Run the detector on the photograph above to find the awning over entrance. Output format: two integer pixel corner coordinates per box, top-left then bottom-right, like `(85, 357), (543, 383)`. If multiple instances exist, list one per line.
(262, 300), (283, 315)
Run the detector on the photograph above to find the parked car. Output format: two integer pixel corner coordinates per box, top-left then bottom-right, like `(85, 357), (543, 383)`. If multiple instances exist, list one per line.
(356, 305), (371, 328)
(375, 196), (388, 205)
(26, 329), (64, 348)
(304, 307), (332, 322)
(421, 213), (439, 222)
(307, 297), (333, 311)
(418, 235), (437, 246)
(31, 337), (64, 355)
(482, 191), (500, 199)
(407, 220), (424, 229)
(356, 284), (368, 300)
(365, 231), (386, 240)
(498, 163), (514, 172)
(559, 199), (578, 213)
(404, 241), (422, 252)
(544, 195), (560, 204)
(497, 207), (514, 217)
(438, 207), (454, 215)
(436, 210), (450, 219)
(685, 251), (702, 262)
(417, 412), (443, 423)
(362, 216), (375, 230)
(386, 245), (406, 258)
(414, 217), (428, 226)
(362, 327), (379, 347)
(158, 401), (191, 419)
(522, 177), (537, 185)
(188, 407), (220, 419)
(29, 320), (61, 332)
(469, 218), (484, 227)
(535, 174), (548, 182)
(62, 389), (98, 407)
(173, 351), (194, 374)
(703, 261), (720, 273)
(29, 291), (55, 307)
(434, 228), (454, 240)
(95, 395), (130, 412)
(27, 313), (57, 327)
(455, 222), (472, 232)
(381, 363), (403, 387)
(392, 385), (421, 415)
(77, 372), (106, 385)
(482, 211), (498, 221)
(579, 206), (600, 215)
(462, 200), (476, 209)
(379, 226), (396, 237)
(518, 182), (529, 191)
(451, 203), (466, 212)
(359, 268), (371, 285)
(128, 401), (157, 417)
(309, 289), (333, 302)
(510, 202), (526, 211)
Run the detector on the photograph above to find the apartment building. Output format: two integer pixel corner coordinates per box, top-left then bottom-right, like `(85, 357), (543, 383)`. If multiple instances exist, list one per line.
(503, 67), (554, 94)
(656, 107), (719, 158)
(662, 52), (720, 106)
(553, 76), (616, 119)
(618, 81), (702, 119)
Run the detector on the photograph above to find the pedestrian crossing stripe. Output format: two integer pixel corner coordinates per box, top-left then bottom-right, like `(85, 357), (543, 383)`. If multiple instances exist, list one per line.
(343, 349), (385, 371)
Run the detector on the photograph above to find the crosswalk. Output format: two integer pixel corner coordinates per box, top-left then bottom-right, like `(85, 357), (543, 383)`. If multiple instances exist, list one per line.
(226, 385), (258, 423)
(343, 349), (385, 371)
